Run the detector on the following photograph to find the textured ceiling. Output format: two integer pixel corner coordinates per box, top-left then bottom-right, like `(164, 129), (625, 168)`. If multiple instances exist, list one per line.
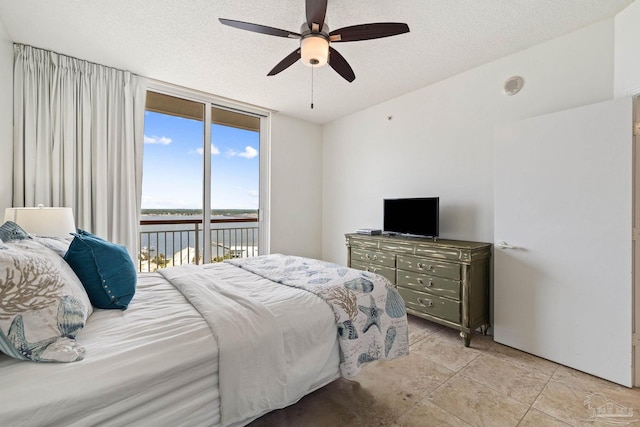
(0, 0), (634, 124)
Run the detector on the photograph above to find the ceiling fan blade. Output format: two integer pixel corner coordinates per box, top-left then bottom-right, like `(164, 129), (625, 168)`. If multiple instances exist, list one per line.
(219, 18), (300, 39)
(267, 49), (302, 76)
(306, 0), (328, 31)
(328, 47), (355, 83)
(330, 23), (409, 42)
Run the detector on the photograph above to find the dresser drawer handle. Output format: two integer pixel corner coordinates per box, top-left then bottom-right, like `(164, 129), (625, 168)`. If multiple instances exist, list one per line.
(365, 267), (378, 273)
(416, 262), (434, 271)
(418, 298), (434, 307)
(416, 278), (434, 287)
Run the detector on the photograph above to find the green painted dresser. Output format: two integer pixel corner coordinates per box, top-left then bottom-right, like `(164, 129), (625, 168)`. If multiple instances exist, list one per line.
(345, 233), (491, 346)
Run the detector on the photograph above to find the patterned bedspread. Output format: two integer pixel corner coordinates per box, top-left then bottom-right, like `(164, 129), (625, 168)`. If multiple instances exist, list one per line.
(228, 254), (409, 378)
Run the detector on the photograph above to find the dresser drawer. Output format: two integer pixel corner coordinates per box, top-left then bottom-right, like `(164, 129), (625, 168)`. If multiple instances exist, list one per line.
(351, 260), (396, 283)
(398, 287), (461, 323)
(351, 248), (395, 268)
(397, 255), (460, 280)
(397, 270), (460, 300)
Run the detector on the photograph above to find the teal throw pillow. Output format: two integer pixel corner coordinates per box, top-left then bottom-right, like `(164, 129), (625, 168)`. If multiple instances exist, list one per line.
(64, 231), (137, 310)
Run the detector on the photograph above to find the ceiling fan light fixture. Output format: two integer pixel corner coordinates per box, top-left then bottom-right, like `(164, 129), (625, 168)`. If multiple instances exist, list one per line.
(219, 0), (409, 82)
(300, 35), (329, 67)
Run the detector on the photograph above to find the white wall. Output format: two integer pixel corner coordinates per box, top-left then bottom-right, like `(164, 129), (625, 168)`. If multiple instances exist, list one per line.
(322, 19), (616, 265)
(0, 16), (12, 211)
(615, 0), (640, 96)
(270, 113), (323, 259)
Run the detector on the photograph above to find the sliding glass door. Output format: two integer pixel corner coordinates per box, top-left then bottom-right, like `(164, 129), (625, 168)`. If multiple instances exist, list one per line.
(209, 106), (260, 262)
(139, 90), (268, 272)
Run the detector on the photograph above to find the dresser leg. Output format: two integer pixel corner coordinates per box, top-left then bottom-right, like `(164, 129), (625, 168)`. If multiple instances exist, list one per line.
(480, 323), (490, 335)
(460, 331), (471, 347)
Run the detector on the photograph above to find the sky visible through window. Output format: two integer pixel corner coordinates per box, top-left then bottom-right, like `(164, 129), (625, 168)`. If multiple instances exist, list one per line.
(142, 111), (259, 211)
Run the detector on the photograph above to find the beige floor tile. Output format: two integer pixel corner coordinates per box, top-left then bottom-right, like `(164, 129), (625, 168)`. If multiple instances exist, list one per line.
(355, 351), (455, 410)
(551, 366), (640, 405)
(251, 317), (640, 427)
(359, 350), (455, 387)
(249, 378), (390, 427)
(533, 380), (632, 426)
(533, 380), (598, 426)
(533, 366), (640, 426)
(459, 354), (551, 405)
(407, 314), (445, 345)
(249, 393), (359, 427)
(428, 374), (529, 427)
(393, 399), (472, 427)
(412, 327), (481, 372)
(518, 409), (572, 426)
(470, 335), (559, 377)
(252, 353), (455, 426)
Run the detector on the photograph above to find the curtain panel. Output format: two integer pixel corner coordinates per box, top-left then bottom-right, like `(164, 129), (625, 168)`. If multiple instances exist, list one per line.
(13, 44), (147, 257)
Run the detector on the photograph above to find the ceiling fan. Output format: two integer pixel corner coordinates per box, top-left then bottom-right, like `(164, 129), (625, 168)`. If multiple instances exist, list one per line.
(219, 0), (410, 83)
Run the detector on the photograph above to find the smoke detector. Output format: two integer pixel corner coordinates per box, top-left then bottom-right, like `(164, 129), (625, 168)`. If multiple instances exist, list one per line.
(503, 76), (524, 96)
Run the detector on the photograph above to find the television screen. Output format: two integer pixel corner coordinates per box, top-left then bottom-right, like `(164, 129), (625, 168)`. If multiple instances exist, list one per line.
(383, 197), (439, 237)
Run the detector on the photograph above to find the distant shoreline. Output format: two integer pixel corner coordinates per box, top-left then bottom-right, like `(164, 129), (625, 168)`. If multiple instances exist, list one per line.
(141, 209), (258, 217)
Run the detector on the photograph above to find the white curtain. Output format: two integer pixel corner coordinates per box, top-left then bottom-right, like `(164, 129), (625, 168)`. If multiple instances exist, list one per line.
(12, 44), (147, 257)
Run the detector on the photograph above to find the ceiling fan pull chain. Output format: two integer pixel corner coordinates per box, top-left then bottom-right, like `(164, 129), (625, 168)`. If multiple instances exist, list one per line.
(311, 65), (314, 109)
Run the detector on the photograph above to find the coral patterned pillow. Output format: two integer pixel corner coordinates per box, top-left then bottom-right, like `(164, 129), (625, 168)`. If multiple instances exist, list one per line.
(0, 239), (92, 362)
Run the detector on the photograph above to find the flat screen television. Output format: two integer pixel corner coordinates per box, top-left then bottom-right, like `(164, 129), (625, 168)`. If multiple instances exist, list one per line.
(383, 197), (439, 238)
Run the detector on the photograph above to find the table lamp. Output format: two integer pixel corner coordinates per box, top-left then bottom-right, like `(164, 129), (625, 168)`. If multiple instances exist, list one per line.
(4, 204), (76, 239)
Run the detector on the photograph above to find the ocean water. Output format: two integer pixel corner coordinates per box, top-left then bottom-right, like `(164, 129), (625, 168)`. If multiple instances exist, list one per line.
(139, 215), (259, 261)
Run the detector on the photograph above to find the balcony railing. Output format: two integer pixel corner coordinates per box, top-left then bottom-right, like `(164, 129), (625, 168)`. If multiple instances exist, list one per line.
(138, 217), (259, 272)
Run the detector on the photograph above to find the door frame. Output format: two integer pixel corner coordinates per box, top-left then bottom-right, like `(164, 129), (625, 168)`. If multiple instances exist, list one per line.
(634, 94), (639, 386)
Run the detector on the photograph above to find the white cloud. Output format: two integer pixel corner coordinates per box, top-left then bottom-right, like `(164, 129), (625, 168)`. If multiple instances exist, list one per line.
(227, 146), (258, 159)
(144, 135), (172, 145)
(238, 146), (258, 159)
(190, 144), (220, 156)
(248, 190), (259, 197)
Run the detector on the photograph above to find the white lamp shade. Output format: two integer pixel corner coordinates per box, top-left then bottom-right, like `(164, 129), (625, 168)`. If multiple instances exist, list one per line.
(301, 35), (329, 67)
(4, 206), (76, 239)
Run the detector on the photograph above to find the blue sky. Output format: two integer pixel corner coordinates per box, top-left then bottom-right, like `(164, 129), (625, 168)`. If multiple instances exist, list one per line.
(142, 111), (259, 210)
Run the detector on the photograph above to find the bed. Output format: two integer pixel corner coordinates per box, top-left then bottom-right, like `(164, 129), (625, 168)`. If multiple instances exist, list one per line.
(0, 225), (409, 427)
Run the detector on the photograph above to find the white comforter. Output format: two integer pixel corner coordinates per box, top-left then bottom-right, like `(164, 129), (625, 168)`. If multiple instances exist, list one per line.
(0, 263), (340, 427)
(228, 255), (410, 378)
(160, 264), (297, 426)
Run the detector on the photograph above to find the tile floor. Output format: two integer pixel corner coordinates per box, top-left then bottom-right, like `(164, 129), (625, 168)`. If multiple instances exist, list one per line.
(249, 315), (640, 427)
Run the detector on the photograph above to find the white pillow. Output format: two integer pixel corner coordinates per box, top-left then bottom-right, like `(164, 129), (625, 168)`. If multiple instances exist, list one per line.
(32, 235), (71, 257)
(0, 239), (92, 362)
